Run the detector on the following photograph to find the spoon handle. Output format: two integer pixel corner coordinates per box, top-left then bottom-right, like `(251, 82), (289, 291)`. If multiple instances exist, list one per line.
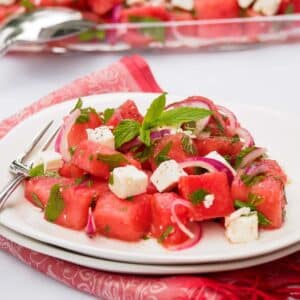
(0, 26), (17, 56)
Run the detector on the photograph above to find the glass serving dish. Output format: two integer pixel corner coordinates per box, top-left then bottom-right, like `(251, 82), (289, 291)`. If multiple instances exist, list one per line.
(10, 14), (300, 53)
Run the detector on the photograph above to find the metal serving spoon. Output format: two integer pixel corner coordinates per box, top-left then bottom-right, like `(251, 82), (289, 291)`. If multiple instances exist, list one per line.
(0, 8), (93, 56)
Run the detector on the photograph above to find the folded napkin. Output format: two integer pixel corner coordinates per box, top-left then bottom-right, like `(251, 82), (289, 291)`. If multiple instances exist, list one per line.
(1, 55), (299, 300)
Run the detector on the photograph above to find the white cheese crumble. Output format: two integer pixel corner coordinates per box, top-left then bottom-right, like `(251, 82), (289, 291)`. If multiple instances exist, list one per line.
(171, 0), (194, 11)
(86, 126), (115, 149)
(34, 150), (63, 172)
(203, 194), (215, 208)
(150, 160), (187, 192)
(225, 208), (259, 243)
(0, 0), (15, 5)
(253, 0), (281, 16)
(205, 151), (236, 176)
(109, 165), (148, 199)
(238, 0), (255, 8)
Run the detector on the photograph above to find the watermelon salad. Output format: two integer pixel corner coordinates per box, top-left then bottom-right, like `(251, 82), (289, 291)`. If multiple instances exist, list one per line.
(24, 94), (287, 250)
(1, 0), (299, 45)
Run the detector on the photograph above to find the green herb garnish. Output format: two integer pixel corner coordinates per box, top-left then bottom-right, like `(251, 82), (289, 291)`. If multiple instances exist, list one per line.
(109, 173), (114, 185)
(189, 189), (209, 205)
(104, 225), (110, 234)
(20, 0), (35, 10)
(285, 3), (294, 14)
(181, 135), (197, 155)
(134, 145), (154, 163)
(96, 153), (128, 170)
(114, 119), (141, 148)
(29, 164), (44, 178)
(70, 98), (97, 124)
(231, 135), (240, 144)
(158, 225), (174, 243)
(78, 29), (106, 42)
(69, 146), (77, 156)
(241, 174), (265, 187)
(103, 108), (115, 124)
(45, 184), (64, 222)
(235, 146), (256, 168)
(126, 196), (134, 201)
(70, 98), (83, 113)
(154, 141), (173, 166)
(31, 193), (44, 210)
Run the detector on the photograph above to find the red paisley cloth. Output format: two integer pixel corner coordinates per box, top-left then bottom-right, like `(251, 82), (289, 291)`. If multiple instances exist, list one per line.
(0, 55), (299, 300)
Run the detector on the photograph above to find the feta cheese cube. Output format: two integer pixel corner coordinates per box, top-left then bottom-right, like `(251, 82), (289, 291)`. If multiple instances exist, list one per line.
(86, 126), (115, 149)
(203, 194), (215, 208)
(126, 0), (144, 5)
(35, 150), (63, 172)
(150, 160), (187, 192)
(109, 165), (148, 199)
(253, 0), (280, 16)
(205, 151), (236, 176)
(171, 0), (194, 11)
(238, 0), (255, 8)
(0, 0), (15, 5)
(225, 208), (259, 243)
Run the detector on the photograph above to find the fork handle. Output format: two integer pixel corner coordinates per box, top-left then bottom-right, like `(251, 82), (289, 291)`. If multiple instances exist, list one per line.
(0, 174), (25, 211)
(0, 26), (17, 56)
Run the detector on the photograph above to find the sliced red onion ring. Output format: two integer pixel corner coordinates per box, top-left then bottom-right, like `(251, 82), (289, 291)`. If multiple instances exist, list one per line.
(54, 127), (63, 153)
(150, 129), (171, 140)
(180, 157), (235, 183)
(166, 223), (202, 251)
(239, 148), (266, 169)
(56, 109), (81, 162)
(86, 207), (96, 238)
(235, 127), (255, 149)
(216, 105), (238, 134)
(245, 163), (269, 177)
(171, 199), (195, 239)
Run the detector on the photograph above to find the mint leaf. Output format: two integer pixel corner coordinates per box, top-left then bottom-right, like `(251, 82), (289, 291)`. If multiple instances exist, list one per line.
(241, 174), (265, 187)
(154, 141), (172, 166)
(103, 108), (115, 124)
(181, 135), (197, 155)
(158, 225), (174, 243)
(109, 173), (114, 185)
(157, 107), (212, 127)
(78, 29), (106, 42)
(257, 212), (271, 226)
(130, 16), (165, 42)
(248, 193), (264, 206)
(285, 3), (294, 14)
(45, 184), (64, 222)
(96, 153), (128, 170)
(20, 0), (35, 10)
(31, 193), (44, 210)
(134, 145), (154, 163)
(143, 93), (166, 129)
(114, 119), (140, 148)
(29, 164), (44, 177)
(231, 134), (240, 144)
(139, 129), (151, 146)
(70, 98), (83, 113)
(235, 146), (256, 168)
(234, 200), (255, 210)
(189, 189), (209, 205)
(69, 146), (77, 156)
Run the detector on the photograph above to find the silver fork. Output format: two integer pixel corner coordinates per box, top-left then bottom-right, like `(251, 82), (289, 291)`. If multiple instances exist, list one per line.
(0, 121), (59, 211)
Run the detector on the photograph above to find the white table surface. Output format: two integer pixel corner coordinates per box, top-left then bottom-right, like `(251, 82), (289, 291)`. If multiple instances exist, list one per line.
(0, 44), (299, 299)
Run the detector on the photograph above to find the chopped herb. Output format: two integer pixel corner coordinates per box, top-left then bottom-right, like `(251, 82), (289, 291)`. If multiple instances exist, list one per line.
(69, 146), (77, 156)
(248, 193), (263, 206)
(181, 135), (197, 155)
(231, 134), (240, 144)
(241, 174), (265, 187)
(285, 3), (294, 14)
(189, 189), (209, 205)
(29, 164), (44, 177)
(257, 212), (271, 226)
(76, 113), (90, 124)
(223, 155), (231, 164)
(183, 121), (196, 131)
(134, 145), (154, 163)
(109, 174), (114, 185)
(158, 225), (174, 243)
(103, 108), (115, 124)
(104, 225), (110, 234)
(75, 175), (88, 185)
(235, 146), (256, 168)
(126, 196), (134, 201)
(113, 119), (141, 148)
(89, 154), (94, 161)
(96, 153), (128, 170)
(31, 193), (44, 210)
(129, 16), (166, 42)
(154, 141), (172, 166)
(142, 235), (150, 240)
(70, 98), (83, 113)
(20, 0), (35, 10)
(45, 184), (64, 222)
(214, 116), (225, 134)
(78, 29), (106, 42)
(234, 199), (255, 210)
(87, 180), (94, 187)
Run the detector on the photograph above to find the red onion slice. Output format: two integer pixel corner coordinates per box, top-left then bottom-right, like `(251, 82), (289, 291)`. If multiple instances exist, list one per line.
(239, 148), (266, 169)
(54, 127), (63, 153)
(111, 4), (122, 23)
(86, 207), (96, 238)
(180, 156), (235, 183)
(56, 109), (81, 162)
(245, 163), (270, 177)
(171, 199), (195, 239)
(166, 223), (202, 251)
(216, 105), (238, 134)
(235, 127), (255, 149)
(150, 129), (171, 140)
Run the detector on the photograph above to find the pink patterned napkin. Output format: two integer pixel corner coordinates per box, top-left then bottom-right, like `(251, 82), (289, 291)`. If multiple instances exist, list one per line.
(1, 55), (299, 300)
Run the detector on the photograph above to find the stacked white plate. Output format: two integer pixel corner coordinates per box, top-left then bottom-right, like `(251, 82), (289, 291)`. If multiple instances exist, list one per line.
(0, 93), (299, 274)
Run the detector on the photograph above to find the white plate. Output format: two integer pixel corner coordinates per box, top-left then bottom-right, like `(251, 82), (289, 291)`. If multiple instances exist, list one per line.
(0, 92), (299, 265)
(1, 224), (300, 275)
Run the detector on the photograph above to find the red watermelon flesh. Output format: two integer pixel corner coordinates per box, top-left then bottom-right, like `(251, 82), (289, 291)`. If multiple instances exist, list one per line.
(178, 172), (234, 221)
(59, 161), (86, 178)
(93, 191), (152, 241)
